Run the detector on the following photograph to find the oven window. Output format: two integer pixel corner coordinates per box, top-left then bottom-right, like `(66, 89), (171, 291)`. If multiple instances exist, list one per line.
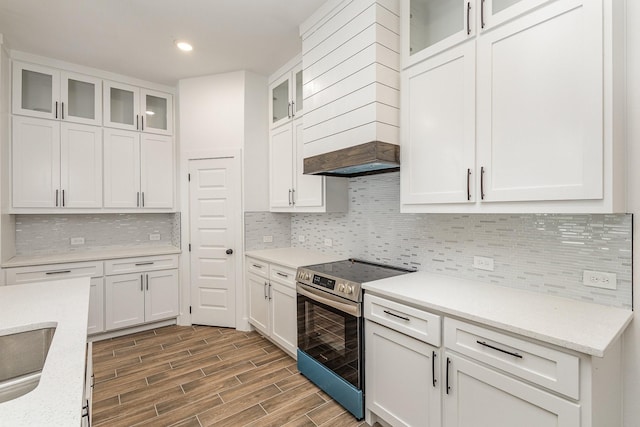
(297, 292), (362, 388)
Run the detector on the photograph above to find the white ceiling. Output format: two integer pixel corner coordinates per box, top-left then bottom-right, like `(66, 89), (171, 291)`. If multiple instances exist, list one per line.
(0, 0), (327, 86)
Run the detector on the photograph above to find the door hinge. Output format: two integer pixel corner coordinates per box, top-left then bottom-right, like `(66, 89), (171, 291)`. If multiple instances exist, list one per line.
(188, 173), (191, 182)
(188, 243), (191, 252)
(189, 306), (192, 314)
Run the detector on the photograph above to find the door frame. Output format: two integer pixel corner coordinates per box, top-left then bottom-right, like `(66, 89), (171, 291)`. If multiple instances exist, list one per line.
(179, 149), (248, 330)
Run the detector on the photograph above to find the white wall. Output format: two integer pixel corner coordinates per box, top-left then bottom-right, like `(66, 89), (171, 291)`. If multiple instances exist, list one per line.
(178, 71), (246, 152)
(243, 71), (269, 212)
(624, 2), (640, 425)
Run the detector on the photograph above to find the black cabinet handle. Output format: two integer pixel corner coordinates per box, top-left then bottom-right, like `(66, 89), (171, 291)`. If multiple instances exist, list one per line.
(140, 274), (144, 291)
(141, 116), (144, 131)
(61, 102), (65, 120)
(62, 189), (65, 207)
(142, 192), (145, 207)
(446, 357), (451, 394)
(276, 272), (288, 278)
(135, 262), (154, 266)
(383, 310), (410, 321)
(146, 274), (149, 291)
(136, 114), (139, 130)
(291, 101), (296, 117)
(481, 0), (486, 28)
(477, 340), (523, 359)
(432, 351), (437, 387)
(46, 270), (71, 275)
(467, 168), (471, 201)
(55, 189), (59, 207)
(55, 101), (58, 119)
(264, 282), (268, 300)
(252, 264), (263, 269)
(480, 166), (486, 200)
(268, 283), (272, 300)
(466, 2), (471, 35)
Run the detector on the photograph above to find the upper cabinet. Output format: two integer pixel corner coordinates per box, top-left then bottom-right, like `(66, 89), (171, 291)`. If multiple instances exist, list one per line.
(400, 0), (626, 213)
(269, 64), (303, 130)
(13, 61), (102, 126)
(104, 81), (173, 135)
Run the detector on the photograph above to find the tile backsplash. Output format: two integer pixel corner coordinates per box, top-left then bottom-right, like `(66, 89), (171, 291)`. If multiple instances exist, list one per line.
(245, 173), (632, 309)
(15, 213), (181, 255)
(244, 212), (292, 251)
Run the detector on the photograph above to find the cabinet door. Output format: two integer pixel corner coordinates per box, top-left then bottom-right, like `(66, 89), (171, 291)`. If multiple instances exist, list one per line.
(476, 1), (603, 203)
(103, 81), (140, 131)
(247, 272), (269, 335)
(293, 118), (324, 208)
(60, 71), (102, 126)
(269, 124), (294, 209)
(144, 269), (179, 322)
(141, 89), (173, 135)
(443, 353), (580, 427)
(270, 72), (292, 129)
(103, 129), (140, 208)
(140, 134), (174, 208)
(105, 273), (146, 330)
(292, 66), (304, 118)
(12, 61), (60, 120)
(12, 116), (60, 208)
(401, 42), (476, 205)
(60, 123), (103, 208)
(269, 281), (297, 356)
(87, 277), (105, 335)
(365, 320), (441, 427)
(481, 0), (553, 30)
(402, 0), (476, 68)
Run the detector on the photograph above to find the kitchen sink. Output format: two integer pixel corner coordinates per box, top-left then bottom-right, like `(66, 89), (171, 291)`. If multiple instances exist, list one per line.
(0, 327), (56, 403)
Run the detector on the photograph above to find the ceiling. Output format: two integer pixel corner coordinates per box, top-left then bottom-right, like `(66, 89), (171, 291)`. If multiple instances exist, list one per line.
(0, 0), (327, 86)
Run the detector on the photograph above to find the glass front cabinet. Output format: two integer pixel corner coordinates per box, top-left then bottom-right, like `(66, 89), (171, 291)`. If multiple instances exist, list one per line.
(269, 64), (303, 129)
(104, 81), (173, 135)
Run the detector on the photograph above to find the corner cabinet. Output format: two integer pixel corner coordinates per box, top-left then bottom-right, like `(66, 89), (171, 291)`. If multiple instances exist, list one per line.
(400, 0), (626, 213)
(268, 58), (348, 213)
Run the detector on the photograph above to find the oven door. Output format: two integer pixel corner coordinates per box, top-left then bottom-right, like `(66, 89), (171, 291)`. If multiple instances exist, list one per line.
(296, 282), (363, 389)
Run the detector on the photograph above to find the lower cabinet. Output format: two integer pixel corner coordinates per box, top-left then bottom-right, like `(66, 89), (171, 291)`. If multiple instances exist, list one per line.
(81, 342), (93, 427)
(246, 256), (297, 357)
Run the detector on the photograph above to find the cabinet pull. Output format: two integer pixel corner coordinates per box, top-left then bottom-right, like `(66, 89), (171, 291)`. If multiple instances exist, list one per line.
(383, 310), (410, 321)
(252, 264), (263, 269)
(55, 101), (58, 119)
(432, 351), (437, 387)
(276, 272), (288, 278)
(142, 192), (145, 207)
(141, 116), (144, 131)
(481, 0), (486, 28)
(291, 188), (295, 205)
(466, 2), (471, 35)
(61, 102), (65, 120)
(287, 102), (292, 119)
(82, 398), (91, 427)
(466, 168), (471, 201)
(446, 357), (451, 394)
(62, 189), (65, 207)
(141, 274), (144, 291)
(55, 189), (59, 207)
(135, 262), (155, 266)
(45, 270), (71, 275)
(268, 283), (272, 300)
(480, 166), (485, 200)
(146, 274), (149, 291)
(136, 114), (139, 130)
(476, 340), (523, 359)
(264, 282), (268, 300)
(288, 189), (292, 206)
(291, 101), (295, 117)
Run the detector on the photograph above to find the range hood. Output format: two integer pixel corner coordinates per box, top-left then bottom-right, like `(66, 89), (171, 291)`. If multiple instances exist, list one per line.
(300, 0), (400, 178)
(303, 141), (399, 177)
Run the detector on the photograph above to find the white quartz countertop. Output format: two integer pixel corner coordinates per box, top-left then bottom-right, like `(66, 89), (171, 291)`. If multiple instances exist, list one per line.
(0, 278), (90, 426)
(245, 247), (344, 269)
(2, 245), (181, 268)
(363, 271), (633, 357)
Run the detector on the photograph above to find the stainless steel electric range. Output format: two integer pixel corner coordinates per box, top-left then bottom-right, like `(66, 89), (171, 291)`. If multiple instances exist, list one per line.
(295, 259), (414, 420)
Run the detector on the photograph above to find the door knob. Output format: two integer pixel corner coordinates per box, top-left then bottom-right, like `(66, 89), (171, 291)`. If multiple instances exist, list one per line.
(226, 249), (233, 255)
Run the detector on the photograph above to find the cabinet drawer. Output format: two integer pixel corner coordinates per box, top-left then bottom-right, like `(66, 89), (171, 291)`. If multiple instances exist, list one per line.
(6, 261), (104, 284)
(246, 257), (269, 279)
(444, 318), (580, 400)
(364, 293), (441, 347)
(104, 254), (179, 275)
(270, 264), (296, 288)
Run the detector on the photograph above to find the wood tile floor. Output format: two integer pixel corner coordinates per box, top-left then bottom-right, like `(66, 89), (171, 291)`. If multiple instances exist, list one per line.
(92, 325), (372, 427)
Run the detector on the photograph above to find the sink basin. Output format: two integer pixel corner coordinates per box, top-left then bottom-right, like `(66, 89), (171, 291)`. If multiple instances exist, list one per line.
(0, 327), (56, 403)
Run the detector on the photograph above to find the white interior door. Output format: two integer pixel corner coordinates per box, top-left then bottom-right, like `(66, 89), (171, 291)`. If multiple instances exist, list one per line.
(189, 157), (240, 327)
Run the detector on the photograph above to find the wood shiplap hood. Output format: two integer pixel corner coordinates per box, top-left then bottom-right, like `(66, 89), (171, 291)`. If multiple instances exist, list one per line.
(300, 0), (400, 177)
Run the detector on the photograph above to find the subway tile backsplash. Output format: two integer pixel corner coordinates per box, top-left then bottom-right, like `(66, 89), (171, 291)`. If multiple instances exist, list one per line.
(15, 213), (181, 255)
(245, 173), (632, 309)
(244, 212), (292, 251)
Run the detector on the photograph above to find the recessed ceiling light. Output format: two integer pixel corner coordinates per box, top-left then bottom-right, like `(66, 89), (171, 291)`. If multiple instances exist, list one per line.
(145, 110), (155, 116)
(176, 41), (193, 52)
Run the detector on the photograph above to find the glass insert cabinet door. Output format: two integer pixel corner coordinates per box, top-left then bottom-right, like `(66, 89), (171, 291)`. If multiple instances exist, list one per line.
(60, 71), (102, 126)
(141, 89), (173, 136)
(12, 62), (60, 120)
(270, 72), (291, 129)
(104, 81), (140, 132)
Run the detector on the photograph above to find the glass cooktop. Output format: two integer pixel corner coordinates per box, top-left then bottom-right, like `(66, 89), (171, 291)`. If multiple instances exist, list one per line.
(302, 259), (414, 284)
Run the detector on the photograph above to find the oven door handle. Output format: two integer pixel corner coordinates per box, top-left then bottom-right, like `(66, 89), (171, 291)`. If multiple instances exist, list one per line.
(297, 283), (361, 317)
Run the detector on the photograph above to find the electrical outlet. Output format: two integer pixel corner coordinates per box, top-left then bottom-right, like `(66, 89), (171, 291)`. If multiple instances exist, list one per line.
(263, 235), (273, 243)
(473, 256), (494, 271)
(324, 238), (333, 247)
(70, 237), (85, 246)
(298, 235), (306, 243)
(149, 233), (161, 241)
(583, 270), (617, 290)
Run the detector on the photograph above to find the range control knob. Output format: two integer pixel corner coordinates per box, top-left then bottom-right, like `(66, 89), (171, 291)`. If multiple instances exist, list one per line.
(305, 273), (311, 280)
(345, 285), (354, 295)
(337, 283), (346, 292)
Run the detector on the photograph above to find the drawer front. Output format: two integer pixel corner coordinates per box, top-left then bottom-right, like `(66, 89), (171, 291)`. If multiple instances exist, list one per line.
(104, 255), (179, 275)
(270, 264), (296, 288)
(6, 261), (104, 284)
(364, 293), (442, 347)
(246, 257), (269, 279)
(444, 317), (580, 400)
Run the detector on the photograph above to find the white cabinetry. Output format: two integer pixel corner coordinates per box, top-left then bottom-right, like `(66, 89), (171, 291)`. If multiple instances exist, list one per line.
(81, 342), (93, 427)
(364, 293), (442, 427)
(269, 62), (303, 130)
(103, 129), (174, 209)
(13, 61), (102, 126)
(400, 0), (625, 213)
(12, 116), (102, 209)
(246, 256), (298, 356)
(104, 81), (173, 135)
(104, 255), (179, 331)
(5, 261), (105, 335)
